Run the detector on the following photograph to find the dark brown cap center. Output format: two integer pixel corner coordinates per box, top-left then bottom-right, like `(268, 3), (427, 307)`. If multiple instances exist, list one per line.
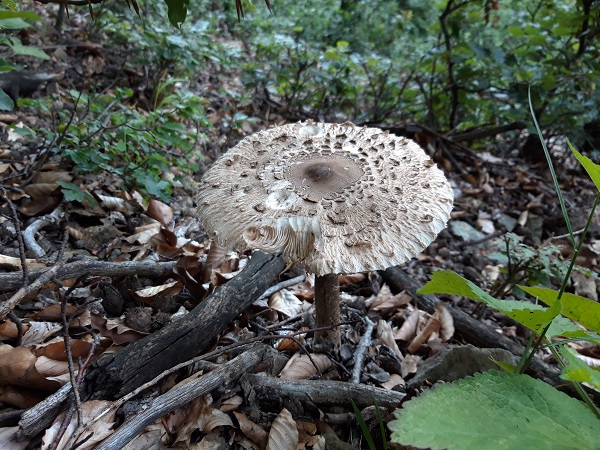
(304, 163), (334, 182)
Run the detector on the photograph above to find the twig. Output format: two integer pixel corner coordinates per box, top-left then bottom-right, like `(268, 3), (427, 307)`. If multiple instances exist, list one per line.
(256, 274), (306, 301)
(23, 206), (64, 259)
(0, 187), (29, 284)
(0, 259), (178, 292)
(546, 228), (585, 241)
(0, 263), (63, 318)
(91, 346), (268, 450)
(457, 230), (502, 249)
(350, 317), (375, 384)
(6, 312), (23, 346)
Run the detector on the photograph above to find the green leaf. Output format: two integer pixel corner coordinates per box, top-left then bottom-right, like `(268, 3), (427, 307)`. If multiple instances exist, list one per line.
(0, 88), (14, 111)
(0, 10), (41, 21)
(8, 38), (49, 60)
(0, 17), (29, 29)
(57, 181), (97, 206)
(164, 0), (189, 28)
(418, 271), (561, 333)
(568, 141), (600, 192)
(520, 286), (600, 333)
(560, 347), (600, 390)
(389, 371), (600, 450)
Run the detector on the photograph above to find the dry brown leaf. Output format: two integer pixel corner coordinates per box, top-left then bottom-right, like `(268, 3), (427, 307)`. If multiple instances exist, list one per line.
(130, 281), (182, 304)
(35, 356), (72, 385)
(34, 338), (95, 361)
(394, 309), (420, 341)
(125, 223), (162, 244)
(146, 199), (173, 225)
(269, 289), (303, 317)
(266, 408), (298, 450)
(400, 354), (421, 378)
(0, 320), (29, 339)
(233, 411), (268, 449)
(33, 171), (72, 184)
(0, 345), (60, 391)
(121, 423), (164, 450)
(91, 314), (148, 345)
(434, 303), (455, 342)
(367, 285), (412, 315)
(0, 384), (46, 408)
(376, 320), (403, 360)
(381, 373), (405, 390)
(42, 400), (116, 450)
(407, 318), (441, 354)
(25, 304), (78, 321)
(220, 394), (244, 413)
(338, 273), (366, 285)
(279, 353), (332, 380)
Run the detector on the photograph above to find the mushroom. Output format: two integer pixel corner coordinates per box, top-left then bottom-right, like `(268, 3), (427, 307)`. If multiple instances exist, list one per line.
(197, 121), (453, 350)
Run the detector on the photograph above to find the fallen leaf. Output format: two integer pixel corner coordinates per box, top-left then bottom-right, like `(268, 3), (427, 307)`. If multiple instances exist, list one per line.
(233, 411), (268, 448)
(41, 400), (116, 450)
(146, 199), (173, 225)
(269, 289), (303, 317)
(280, 353), (332, 380)
(376, 320), (403, 360)
(266, 408), (298, 450)
(434, 303), (455, 342)
(394, 309), (420, 341)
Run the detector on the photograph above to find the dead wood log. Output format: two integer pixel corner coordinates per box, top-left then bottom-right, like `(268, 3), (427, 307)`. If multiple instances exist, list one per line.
(83, 251), (285, 399)
(0, 259), (178, 292)
(93, 345), (269, 450)
(241, 373), (406, 416)
(381, 266), (562, 387)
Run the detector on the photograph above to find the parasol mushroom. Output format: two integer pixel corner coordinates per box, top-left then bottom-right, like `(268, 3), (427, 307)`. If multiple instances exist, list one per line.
(197, 121), (453, 350)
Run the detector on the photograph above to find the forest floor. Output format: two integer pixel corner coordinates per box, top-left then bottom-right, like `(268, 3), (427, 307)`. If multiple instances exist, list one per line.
(0, 7), (599, 450)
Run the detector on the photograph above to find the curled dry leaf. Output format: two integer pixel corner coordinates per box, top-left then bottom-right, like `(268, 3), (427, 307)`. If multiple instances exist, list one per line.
(233, 411), (268, 449)
(41, 400), (116, 450)
(394, 309), (420, 341)
(125, 222), (162, 244)
(33, 171), (72, 185)
(130, 280), (182, 304)
(25, 304), (78, 321)
(34, 338), (97, 361)
(400, 354), (421, 378)
(91, 314), (148, 345)
(267, 408), (298, 450)
(279, 353), (332, 380)
(0, 345), (60, 391)
(368, 285), (413, 316)
(146, 199), (173, 225)
(269, 289), (303, 317)
(338, 273), (366, 285)
(376, 320), (403, 360)
(381, 373), (405, 390)
(434, 303), (455, 342)
(407, 317), (441, 354)
(20, 321), (62, 347)
(220, 394), (244, 413)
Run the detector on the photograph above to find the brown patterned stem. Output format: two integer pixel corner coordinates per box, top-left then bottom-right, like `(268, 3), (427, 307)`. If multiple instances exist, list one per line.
(314, 273), (341, 351)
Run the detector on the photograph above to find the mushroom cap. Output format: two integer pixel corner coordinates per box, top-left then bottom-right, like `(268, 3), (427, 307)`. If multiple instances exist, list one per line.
(197, 121), (453, 276)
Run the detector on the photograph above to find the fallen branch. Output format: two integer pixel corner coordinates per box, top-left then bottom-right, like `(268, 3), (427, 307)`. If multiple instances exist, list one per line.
(381, 266), (561, 386)
(0, 259), (178, 292)
(92, 345), (269, 450)
(242, 373), (406, 412)
(83, 251), (285, 400)
(23, 206), (64, 259)
(350, 317), (375, 384)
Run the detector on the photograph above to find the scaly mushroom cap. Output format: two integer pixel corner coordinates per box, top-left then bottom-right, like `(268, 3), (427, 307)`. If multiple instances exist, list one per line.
(197, 121), (453, 276)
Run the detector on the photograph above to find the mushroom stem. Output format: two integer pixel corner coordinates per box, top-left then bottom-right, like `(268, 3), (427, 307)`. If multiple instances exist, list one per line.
(314, 273), (341, 351)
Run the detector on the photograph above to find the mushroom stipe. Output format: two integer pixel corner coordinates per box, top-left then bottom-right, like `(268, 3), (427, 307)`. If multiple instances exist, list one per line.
(197, 121), (453, 351)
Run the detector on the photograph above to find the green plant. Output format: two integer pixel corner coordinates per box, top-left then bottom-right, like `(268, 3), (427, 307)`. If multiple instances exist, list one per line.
(21, 82), (209, 201)
(351, 398), (388, 450)
(0, 3), (49, 110)
(389, 98), (600, 448)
